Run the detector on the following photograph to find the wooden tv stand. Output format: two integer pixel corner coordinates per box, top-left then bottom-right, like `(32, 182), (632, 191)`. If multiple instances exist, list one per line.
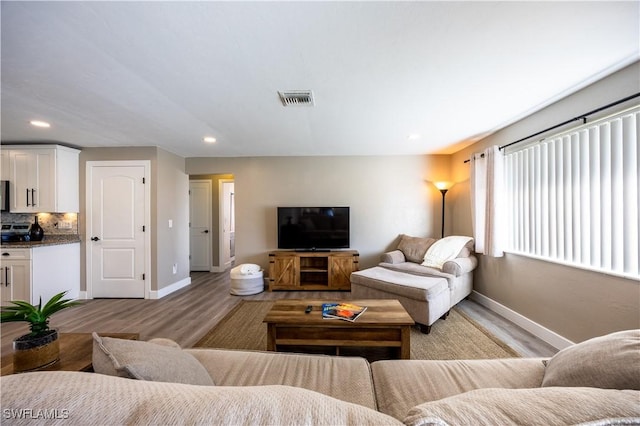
(268, 250), (359, 291)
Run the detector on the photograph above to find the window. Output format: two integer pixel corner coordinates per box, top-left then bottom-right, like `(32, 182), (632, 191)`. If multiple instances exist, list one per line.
(504, 106), (639, 278)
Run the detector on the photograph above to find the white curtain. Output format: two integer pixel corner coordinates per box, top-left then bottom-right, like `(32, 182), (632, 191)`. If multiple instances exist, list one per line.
(470, 145), (504, 257)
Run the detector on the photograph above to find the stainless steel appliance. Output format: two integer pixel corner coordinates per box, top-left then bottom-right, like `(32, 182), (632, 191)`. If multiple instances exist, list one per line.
(1, 223), (31, 242)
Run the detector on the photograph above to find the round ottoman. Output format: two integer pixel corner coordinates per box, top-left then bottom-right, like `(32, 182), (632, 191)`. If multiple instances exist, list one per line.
(230, 264), (264, 295)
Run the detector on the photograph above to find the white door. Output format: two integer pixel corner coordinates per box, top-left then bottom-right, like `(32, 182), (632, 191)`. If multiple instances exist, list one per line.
(189, 180), (212, 271)
(220, 180), (235, 269)
(87, 163), (148, 298)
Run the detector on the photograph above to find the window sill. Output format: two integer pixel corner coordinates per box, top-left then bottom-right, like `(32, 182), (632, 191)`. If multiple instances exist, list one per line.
(502, 250), (640, 282)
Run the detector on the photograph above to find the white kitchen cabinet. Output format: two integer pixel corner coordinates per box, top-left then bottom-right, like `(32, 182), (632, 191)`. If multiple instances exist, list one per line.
(0, 249), (31, 304)
(31, 243), (80, 303)
(7, 145), (80, 213)
(0, 243), (80, 305)
(1, 149), (10, 181)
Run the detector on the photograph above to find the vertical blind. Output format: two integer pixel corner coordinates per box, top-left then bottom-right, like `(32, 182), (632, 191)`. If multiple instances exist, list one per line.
(504, 106), (639, 278)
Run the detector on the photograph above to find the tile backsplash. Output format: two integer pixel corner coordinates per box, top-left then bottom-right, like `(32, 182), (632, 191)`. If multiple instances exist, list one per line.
(1, 212), (79, 235)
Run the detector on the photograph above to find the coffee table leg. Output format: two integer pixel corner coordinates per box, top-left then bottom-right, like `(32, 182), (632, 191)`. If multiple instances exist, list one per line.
(400, 326), (411, 359)
(267, 324), (276, 351)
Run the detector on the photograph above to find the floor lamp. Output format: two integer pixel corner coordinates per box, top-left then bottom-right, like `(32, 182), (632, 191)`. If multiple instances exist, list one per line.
(434, 182), (454, 238)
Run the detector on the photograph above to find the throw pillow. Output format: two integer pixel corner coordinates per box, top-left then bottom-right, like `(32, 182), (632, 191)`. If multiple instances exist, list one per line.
(541, 329), (640, 390)
(397, 235), (436, 263)
(92, 333), (214, 386)
(403, 387), (640, 426)
(422, 236), (473, 269)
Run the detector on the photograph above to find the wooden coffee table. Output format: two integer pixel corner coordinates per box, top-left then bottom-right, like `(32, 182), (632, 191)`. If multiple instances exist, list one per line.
(1, 332), (138, 376)
(263, 299), (414, 359)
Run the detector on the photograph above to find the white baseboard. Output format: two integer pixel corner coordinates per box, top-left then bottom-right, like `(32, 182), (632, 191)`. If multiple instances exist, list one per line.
(149, 277), (192, 300)
(78, 291), (89, 300)
(470, 291), (574, 350)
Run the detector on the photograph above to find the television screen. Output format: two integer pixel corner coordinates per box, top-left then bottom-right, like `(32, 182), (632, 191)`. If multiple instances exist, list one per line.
(277, 207), (350, 250)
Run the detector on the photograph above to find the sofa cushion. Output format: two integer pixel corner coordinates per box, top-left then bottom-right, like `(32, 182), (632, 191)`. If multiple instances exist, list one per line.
(186, 348), (378, 410)
(92, 333), (214, 386)
(422, 236), (473, 269)
(0, 371), (402, 426)
(371, 358), (546, 420)
(397, 235), (436, 263)
(541, 329), (640, 390)
(403, 387), (640, 426)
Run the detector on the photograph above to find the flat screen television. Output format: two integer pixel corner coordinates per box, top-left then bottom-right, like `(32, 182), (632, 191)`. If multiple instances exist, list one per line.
(277, 207), (350, 250)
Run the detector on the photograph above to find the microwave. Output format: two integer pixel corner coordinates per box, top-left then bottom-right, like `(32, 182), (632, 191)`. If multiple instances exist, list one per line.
(0, 181), (9, 212)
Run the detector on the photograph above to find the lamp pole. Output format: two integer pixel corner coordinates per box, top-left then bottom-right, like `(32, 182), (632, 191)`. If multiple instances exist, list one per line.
(440, 189), (448, 238)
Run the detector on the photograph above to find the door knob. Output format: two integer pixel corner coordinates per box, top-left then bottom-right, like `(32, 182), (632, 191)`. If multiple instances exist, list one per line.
(91, 237), (100, 241)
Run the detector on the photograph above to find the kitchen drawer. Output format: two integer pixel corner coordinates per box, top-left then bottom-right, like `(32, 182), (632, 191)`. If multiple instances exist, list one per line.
(0, 249), (31, 260)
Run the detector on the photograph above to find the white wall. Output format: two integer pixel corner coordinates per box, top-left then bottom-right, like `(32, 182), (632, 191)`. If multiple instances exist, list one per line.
(186, 155), (449, 269)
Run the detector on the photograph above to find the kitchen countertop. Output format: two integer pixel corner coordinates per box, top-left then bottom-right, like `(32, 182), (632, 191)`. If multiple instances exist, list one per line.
(1, 234), (81, 248)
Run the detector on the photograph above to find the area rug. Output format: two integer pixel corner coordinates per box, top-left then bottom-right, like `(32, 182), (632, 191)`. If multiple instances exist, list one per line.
(193, 300), (520, 360)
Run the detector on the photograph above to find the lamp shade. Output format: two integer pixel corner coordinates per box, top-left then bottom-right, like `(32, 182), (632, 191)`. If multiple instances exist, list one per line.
(434, 181), (454, 191)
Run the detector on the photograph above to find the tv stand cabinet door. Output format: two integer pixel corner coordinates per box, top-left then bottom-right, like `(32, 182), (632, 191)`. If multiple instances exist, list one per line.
(269, 254), (299, 290)
(328, 253), (357, 290)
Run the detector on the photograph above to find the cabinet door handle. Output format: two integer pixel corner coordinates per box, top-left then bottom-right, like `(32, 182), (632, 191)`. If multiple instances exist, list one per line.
(91, 236), (100, 241)
(31, 189), (36, 206)
(4, 267), (9, 287)
(1, 252), (9, 256)
(26, 188), (30, 207)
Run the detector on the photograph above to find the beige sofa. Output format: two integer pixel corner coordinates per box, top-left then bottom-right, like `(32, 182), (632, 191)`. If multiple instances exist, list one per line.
(1, 330), (639, 425)
(352, 235), (477, 332)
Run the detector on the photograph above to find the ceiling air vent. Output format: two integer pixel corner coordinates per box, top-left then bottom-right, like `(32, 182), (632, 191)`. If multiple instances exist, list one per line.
(278, 90), (315, 107)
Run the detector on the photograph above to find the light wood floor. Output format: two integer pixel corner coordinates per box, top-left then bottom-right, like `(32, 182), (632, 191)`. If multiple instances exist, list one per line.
(1, 271), (558, 358)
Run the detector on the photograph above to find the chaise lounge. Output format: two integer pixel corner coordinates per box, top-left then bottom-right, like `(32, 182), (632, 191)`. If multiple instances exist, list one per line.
(351, 235), (477, 333)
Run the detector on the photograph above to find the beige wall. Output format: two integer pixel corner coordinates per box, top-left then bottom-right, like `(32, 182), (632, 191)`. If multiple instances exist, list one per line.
(449, 61), (640, 343)
(186, 155), (449, 269)
(156, 149), (190, 290)
(79, 147), (190, 293)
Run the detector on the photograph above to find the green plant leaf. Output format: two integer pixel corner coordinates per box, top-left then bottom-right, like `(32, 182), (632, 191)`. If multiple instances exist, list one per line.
(0, 291), (82, 337)
(40, 291), (65, 312)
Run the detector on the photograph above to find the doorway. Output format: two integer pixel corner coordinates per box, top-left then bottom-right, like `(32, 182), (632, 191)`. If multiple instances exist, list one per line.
(220, 180), (235, 270)
(188, 175), (235, 272)
(86, 161), (150, 298)
(189, 180), (212, 271)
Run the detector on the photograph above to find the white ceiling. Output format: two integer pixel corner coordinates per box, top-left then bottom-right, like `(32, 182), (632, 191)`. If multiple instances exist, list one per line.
(1, 1), (638, 158)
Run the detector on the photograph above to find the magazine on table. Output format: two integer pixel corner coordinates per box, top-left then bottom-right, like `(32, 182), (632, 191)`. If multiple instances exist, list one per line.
(321, 302), (367, 322)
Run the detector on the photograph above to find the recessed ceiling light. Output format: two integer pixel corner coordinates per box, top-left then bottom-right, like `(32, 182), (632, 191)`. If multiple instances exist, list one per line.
(407, 133), (421, 140)
(30, 120), (50, 128)
(203, 136), (216, 143)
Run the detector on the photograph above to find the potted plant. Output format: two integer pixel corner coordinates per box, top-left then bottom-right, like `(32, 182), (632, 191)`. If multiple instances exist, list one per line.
(1, 291), (82, 372)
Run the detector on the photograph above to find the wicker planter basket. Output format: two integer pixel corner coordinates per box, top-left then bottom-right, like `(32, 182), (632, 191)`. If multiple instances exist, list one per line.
(13, 329), (60, 373)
